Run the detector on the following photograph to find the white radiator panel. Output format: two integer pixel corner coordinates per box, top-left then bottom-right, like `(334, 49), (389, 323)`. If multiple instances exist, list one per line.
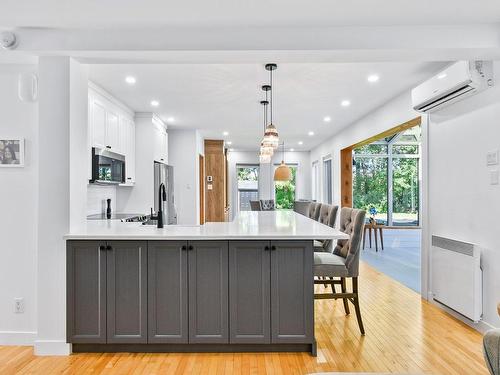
(431, 235), (482, 322)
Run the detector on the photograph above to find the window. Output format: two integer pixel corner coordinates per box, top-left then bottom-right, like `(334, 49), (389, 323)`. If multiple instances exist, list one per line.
(237, 165), (259, 211)
(312, 161), (320, 201)
(274, 165), (297, 209)
(323, 157), (332, 204)
(353, 126), (421, 226)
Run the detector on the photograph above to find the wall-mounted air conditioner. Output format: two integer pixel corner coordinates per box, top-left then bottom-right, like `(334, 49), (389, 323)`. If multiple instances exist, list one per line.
(412, 61), (493, 113)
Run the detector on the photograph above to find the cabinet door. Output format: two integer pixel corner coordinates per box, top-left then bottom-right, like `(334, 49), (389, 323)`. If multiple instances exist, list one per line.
(105, 110), (120, 152)
(106, 241), (148, 343)
(154, 126), (167, 163)
(229, 241), (270, 344)
(270, 241), (314, 344)
(124, 118), (136, 183)
(148, 241), (188, 343)
(67, 241), (107, 344)
(188, 241), (229, 343)
(91, 98), (106, 149)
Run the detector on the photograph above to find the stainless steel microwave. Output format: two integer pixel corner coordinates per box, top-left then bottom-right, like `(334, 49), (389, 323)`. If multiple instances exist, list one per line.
(90, 148), (125, 184)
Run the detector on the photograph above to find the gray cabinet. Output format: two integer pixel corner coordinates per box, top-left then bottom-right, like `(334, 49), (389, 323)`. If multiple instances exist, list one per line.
(229, 241), (271, 344)
(67, 241), (107, 343)
(270, 240), (314, 344)
(148, 241), (188, 343)
(188, 241), (229, 343)
(106, 241), (148, 343)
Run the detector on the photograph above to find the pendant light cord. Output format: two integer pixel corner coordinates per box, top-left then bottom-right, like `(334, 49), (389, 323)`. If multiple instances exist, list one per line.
(270, 69), (273, 125)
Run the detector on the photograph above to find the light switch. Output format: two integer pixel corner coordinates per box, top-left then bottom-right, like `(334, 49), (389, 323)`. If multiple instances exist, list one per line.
(487, 150), (499, 166)
(490, 170), (499, 185)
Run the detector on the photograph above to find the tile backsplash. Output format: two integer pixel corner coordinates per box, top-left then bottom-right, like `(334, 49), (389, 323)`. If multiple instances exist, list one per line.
(87, 184), (117, 216)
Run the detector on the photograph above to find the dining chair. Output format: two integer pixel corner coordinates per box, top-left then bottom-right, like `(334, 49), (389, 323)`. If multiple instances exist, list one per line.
(308, 202), (322, 221)
(293, 200), (312, 216)
(260, 199), (275, 211)
(313, 207), (366, 335)
(314, 204), (339, 252)
(249, 200), (262, 211)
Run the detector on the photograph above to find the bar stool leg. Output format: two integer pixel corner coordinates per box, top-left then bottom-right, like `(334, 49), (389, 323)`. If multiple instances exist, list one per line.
(368, 227), (372, 248)
(379, 227), (384, 250)
(374, 226), (378, 252)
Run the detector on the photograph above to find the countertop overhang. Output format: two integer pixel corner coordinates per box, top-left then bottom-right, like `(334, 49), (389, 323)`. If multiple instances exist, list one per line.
(65, 211), (349, 241)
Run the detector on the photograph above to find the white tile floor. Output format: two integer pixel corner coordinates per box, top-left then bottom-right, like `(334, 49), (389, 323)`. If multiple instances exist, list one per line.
(360, 228), (421, 292)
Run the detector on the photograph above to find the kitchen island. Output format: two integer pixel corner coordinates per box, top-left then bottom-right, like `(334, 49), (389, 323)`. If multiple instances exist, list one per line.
(65, 211), (348, 355)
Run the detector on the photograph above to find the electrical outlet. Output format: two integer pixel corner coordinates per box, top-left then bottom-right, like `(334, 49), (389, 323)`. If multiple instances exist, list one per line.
(487, 150), (499, 166)
(14, 298), (24, 313)
(490, 170), (499, 185)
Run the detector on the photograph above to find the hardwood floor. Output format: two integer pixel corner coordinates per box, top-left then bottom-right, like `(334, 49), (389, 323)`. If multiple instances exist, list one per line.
(0, 262), (488, 374)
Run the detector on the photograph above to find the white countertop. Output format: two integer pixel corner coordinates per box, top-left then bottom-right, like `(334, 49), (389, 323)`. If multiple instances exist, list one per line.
(65, 211), (349, 241)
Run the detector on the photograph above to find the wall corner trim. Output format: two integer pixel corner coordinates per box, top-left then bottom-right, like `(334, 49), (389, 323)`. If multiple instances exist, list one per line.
(34, 340), (71, 356)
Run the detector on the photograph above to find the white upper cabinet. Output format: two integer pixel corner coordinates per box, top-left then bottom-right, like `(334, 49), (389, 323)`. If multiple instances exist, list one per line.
(105, 110), (120, 153)
(90, 97), (107, 149)
(152, 117), (168, 163)
(88, 83), (136, 184)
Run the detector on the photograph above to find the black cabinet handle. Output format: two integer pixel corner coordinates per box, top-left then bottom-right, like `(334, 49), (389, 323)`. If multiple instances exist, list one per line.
(106, 145), (111, 149)
(181, 245), (187, 251)
(188, 245), (194, 251)
(99, 245), (106, 251)
(105, 245), (112, 251)
(271, 246), (277, 251)
(264, 246), (270, 251)
(127, 177), (132, 180)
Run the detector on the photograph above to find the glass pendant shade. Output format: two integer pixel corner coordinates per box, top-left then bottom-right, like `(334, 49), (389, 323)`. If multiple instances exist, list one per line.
(274, 161), (292, 181)
(263, 123), (279, 150)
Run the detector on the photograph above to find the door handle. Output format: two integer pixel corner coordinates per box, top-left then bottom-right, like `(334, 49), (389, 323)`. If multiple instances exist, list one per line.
(105, 245), (112, 251)
(264, 246), (270, 251)
(181, 245), (187, 251)
(188, 245), (194, 251)
(99, 245), (106, 251)
(271, 246), (277, 251)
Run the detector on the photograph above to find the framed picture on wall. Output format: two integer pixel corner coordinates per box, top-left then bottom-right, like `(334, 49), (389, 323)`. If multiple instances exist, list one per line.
(0, 138), (25, 167)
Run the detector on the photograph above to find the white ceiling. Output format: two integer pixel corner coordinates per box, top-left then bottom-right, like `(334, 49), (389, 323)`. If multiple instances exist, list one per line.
(89, 62), (446, 151)
(2, 0), (500, 28)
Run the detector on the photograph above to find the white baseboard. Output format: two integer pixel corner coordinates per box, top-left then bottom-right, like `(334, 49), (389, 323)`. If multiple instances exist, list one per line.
(0, 331), (37, 346)
(430, 299), (497, 334)
(34, 340), (71, 356)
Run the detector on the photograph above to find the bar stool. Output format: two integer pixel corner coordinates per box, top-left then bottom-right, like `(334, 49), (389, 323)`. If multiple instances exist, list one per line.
(363, 220), (384, 252)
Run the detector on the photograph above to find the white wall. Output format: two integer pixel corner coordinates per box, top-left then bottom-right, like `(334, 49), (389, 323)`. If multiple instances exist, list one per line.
(168, 129), (201, 225)
(0, 64), (38, 345)
(227, 150), (311, 218)
(428, 61), (500, 330)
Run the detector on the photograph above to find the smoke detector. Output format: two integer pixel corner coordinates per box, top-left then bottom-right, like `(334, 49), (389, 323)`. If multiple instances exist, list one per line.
(1, 31), (17, 50)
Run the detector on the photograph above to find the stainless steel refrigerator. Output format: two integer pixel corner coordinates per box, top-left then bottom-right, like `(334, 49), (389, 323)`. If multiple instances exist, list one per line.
(154, 161), (177, 225)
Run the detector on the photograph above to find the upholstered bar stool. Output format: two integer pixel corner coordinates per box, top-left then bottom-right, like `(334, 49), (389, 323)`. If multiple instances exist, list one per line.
(313, 207), (366, 334)
(314, 204), (339, 252)
(483, 303), (500, 375)
(308, 202), (322, 221)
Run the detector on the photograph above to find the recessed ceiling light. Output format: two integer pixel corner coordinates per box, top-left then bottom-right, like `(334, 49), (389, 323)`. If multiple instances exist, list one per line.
(308, 131), (314, 136)
(125, 76), (136, 85)
(367, 74), (379, 83)
(290, 148), (295, 152)
(323, 116), (331, 123)
(223, 131), (229, 136)
(226, 141), (232, 145)
(298, 141), (303, 145)
(341, 100), (351, 107)
(437, 73), (447, 80)
(166, 117), (175, 123)
(150, 100), (159, 107)
(229, 148), (235, 152)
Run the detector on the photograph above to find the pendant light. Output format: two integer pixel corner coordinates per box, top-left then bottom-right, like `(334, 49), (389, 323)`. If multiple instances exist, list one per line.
(274, 142), (292, 181)
(262, 63), (279, 150)
(259, 99), (273, 163)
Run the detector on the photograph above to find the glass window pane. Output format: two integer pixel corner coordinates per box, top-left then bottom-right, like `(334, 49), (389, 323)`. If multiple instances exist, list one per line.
(354, 144), (388, 155)
(237, 165), (259, 211)
(392, 144), (419, 154)
(275, 166), (296, 209)
(392, 158), (419, 226)
(323, 159), (332, 204)
(353, 157), (388, 224)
